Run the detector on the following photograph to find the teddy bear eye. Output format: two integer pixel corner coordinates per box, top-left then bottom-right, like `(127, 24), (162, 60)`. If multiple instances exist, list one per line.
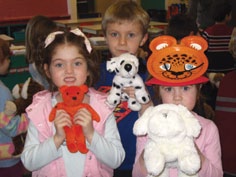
(162, 113), (168, 118)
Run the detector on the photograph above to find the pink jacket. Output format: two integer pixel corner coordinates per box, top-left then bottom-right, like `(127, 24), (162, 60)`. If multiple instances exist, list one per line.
(132, 113), (223, 177)
(26, 88), (114, 177)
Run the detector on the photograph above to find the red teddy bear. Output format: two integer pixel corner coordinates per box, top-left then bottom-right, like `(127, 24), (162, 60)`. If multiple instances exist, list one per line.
(49, 85), (100, 153)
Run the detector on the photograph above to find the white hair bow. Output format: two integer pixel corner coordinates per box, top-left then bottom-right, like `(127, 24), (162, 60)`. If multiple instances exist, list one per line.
(44, 28), (92, 53)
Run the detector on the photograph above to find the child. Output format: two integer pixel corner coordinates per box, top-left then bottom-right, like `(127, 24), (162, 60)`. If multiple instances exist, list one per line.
(201, 1), (234, 73)
(187, 0), (218, 31)
(166, 13), (199, 42)
(214, 69), (236, 177)
(20, 28), (125, 177)
(0, 39), (28, 176)
(132, 35), (223, 177)
(25, 15), (58, 89)
(96, 1), (152, 176)
(166, 13), (215, 119)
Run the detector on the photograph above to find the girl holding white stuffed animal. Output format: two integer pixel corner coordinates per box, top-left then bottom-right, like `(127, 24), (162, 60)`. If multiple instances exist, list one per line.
(132, 35), (223, 177)
(21, 28), (125, 177)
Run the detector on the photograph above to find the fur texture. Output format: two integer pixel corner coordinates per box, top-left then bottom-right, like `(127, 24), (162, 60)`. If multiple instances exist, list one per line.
(133, 104), (201, 177)
(106, 53), (150, 111)
(49, 85), (100, 153)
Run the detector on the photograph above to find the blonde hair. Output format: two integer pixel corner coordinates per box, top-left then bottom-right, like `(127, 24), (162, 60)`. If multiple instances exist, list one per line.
(102, 1), (150, 35)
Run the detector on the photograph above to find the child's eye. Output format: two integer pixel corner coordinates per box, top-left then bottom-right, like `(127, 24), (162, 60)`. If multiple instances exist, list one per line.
(128, 33), (135, 38)
(74, 61), (82, 66)
(164, 87), (172, 92)
(183, 86), (190, 91)
(110, 32), (118, 37)
(55, 63), (63, 68)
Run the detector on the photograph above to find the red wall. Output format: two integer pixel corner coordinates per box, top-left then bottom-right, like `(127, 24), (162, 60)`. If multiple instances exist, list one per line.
(0, 0), (68, 22)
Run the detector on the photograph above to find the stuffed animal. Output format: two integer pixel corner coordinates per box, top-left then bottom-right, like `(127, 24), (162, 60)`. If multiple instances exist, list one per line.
(4, 77), (44, 155)
(49, 85), (100, 153)
(133, 104), (201, 177)
(106, 53), (150, 111)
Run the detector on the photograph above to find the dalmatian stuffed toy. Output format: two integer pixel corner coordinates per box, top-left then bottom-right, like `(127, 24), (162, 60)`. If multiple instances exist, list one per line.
(106, 53), (150, 111)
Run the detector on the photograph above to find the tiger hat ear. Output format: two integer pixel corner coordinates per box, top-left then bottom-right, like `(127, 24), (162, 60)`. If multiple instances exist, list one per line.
(180, 36), (208, 52)
(149, 35), (177, 52)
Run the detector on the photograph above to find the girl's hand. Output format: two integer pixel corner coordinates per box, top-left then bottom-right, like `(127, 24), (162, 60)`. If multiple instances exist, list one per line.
(74, 108), (94, 144)
(53, 110), (72, 149)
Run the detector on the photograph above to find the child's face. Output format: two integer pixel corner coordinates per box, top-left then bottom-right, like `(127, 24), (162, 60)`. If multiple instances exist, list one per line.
(44, 44), (89, 88)
(0, 57), (10, 75)
(159, 85), (197, 111)
(105, 21), (148, 57)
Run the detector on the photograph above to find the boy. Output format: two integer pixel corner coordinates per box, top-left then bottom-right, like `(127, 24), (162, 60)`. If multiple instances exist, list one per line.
(201, 1), (234, 73)
(95, 1), (152, 176)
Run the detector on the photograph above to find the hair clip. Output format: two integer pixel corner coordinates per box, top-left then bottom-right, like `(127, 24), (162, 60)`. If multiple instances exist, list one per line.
(44, 31), (64, 48)
(44, 28), (92, 53)
(70, 28), (92, 53)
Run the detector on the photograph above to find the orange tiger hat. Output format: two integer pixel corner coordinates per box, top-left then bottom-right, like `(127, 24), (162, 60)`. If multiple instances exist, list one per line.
(146, 35), (209, 86)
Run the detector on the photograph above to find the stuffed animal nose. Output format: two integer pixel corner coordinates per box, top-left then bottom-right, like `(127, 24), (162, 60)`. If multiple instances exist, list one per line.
(124, 64), (132, 72)
(72, 97), (77, 100)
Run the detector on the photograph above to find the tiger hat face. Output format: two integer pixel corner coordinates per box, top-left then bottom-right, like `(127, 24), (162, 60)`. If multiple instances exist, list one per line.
(147, 36), (209, 85)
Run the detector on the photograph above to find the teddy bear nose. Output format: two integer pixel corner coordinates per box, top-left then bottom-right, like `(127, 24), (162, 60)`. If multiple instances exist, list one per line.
(124, 64), (132, 72)
(72, 97), (77, 100)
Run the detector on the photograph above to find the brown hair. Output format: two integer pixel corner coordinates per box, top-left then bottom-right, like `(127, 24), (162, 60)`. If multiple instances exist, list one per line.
(102, 1), (150, 35)
(25, 15), (58, 67)
(152, 84), (214, 120)
(39, 30), (100, 91)
(0, 38), (11, 64)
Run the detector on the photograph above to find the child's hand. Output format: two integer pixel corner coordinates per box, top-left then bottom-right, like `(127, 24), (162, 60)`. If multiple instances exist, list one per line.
(122, 86), (135, 98)
(74, 108), (94, 144)
(53, 110), (71, 149)
(123, 86), (153, 115)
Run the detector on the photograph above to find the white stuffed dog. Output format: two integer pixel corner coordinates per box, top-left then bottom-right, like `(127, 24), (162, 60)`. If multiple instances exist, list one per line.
(106, 53), (150, 111)
(133, 104), (201, 177)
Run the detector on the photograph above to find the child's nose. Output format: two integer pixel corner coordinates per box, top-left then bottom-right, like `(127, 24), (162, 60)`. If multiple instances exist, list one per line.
(173, 90), (182, 101)
(65, 64), (74, 74)
(119, 36), (127, 45)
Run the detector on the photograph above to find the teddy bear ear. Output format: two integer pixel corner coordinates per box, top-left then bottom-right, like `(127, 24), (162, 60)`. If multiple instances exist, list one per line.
(180, 36), (208, 52)
(59, 85), (68, 93)
(80, 84), (88, 93)
(149, 35), (177, 52)
(21, 77), (31, 99)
